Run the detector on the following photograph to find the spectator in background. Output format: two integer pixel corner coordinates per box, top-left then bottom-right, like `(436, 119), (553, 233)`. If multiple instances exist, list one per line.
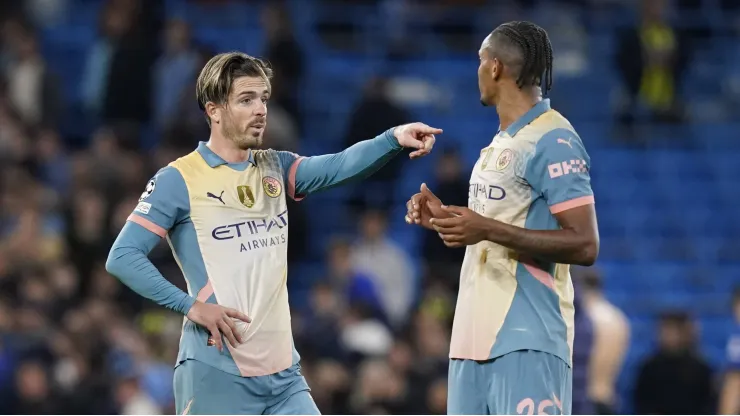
(294, 282), (346, 364)
(634, 311), (715, 414)
(343, 76), (410, 212)
(261, 1), (304, 125)
(572, 275), (594, 415)
(339, 304), (394, 364)
(580, 268), (629, 415)
(81, 1), (133, 119)
(719, 287), (740, 415)
(327, 238), (385, 321)
(615, 0), (688, 130)
(350, 359), (414, 414)
(114, 374), (161, 414)
(166, 46), (215, 150)
(101, 0), (158, 125)
(3, 23), (61, 128)
(352, 210), (414, 329)
(34, 128), (71, 196)
(10, 361), (57, 414)
(153, 18), (198, 133)
(421, 147), (468, 287)
(310, 360), (352, 414)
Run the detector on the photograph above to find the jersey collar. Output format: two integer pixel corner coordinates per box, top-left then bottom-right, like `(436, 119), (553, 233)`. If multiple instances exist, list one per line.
(196, 141), (256, 168)
(503, 99), (551, 137)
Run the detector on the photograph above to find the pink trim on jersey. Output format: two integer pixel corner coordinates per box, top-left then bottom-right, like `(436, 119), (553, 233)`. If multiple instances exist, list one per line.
(195, 280), (214, 302)
(288, 157), (306, 201)
(520, 256), (555, 290)
(127, 214), (167, 238)
(549, 195), (595, 214)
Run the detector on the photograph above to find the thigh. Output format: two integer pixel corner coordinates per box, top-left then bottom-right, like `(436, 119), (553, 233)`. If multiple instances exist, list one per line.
(173, 359), (266, 415)
(264, 364), (318, 415)
(487, 351), (572, 416)
(265, 390), (320, 415)
(447, 359), (487, 415)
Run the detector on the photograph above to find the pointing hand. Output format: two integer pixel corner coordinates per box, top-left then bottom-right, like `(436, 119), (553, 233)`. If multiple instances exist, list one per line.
(393, 123), (443, 159)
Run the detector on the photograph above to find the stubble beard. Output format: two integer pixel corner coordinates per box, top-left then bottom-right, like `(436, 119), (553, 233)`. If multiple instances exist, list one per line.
(223, 118), (262, 150)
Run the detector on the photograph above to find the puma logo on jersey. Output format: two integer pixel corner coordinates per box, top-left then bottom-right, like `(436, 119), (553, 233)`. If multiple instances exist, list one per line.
(207, 191), (225, 205)
(556, 138), (573, 148)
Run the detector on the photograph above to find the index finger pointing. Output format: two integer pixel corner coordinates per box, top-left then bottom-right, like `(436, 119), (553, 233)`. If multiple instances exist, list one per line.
(226, 309), (252, 323)
(417, 125), (443, 135)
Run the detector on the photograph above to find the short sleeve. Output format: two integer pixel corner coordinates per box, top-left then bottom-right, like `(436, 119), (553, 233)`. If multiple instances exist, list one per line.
(276, 151), (306, 201)
(727, 332), (740, 371)
(525, 128), (594, 214)
(128, 166), (190, 237)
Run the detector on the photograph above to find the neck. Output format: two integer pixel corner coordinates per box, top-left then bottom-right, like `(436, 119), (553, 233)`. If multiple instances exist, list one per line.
(206, 132), (250, 164)
(496, 86), (542, 132)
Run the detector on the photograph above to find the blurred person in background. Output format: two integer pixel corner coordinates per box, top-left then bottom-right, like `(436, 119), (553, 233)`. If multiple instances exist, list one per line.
(2, 21), (61, 129)
(10, 361), (56, 414)
(350, 358), (414, 414)
(421, 147), (468, 288)
(80, 1), (134, 120)
(152, 18), (199, 133)
(571, 273), (594, 416)
(296, 282), (345, 361)
(261, 1), (305, 125)
(305, 359), (352, 414)
(580, 268), (629, 415)
(114, 373), (161, 414)
(165, 46), (215, 150)
(352, 209), (415, 329)
(719, 287), (740, 415)
(339, 303), (394, 365)
(327, 238), (385, 321)
(615, 0), (689, 131)
(633, 311), (715, 414)
(100, 0), (158, 125)
(343, 76), (411, 213)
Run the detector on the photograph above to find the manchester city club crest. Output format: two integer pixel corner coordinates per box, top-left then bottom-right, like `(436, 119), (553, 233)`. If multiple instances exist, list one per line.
(262, 176), (282, 198)
(496, 149), (514, 171)
(237, 185), (256, 208)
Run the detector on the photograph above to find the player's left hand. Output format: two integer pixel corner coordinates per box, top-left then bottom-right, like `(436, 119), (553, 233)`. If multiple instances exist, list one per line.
(393, 122), (443, 159)
(430, 205), (491, 247)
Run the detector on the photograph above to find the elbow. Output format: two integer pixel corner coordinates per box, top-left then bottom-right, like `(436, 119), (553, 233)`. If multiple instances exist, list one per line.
(105, 247), (124, 278)
(105, 252), (118, 277)
(574, 238), (599, 266)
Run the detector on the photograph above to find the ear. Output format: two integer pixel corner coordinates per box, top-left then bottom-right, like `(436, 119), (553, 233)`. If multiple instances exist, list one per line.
(205, 102), (220, 124)
(491, 58), (503, 81)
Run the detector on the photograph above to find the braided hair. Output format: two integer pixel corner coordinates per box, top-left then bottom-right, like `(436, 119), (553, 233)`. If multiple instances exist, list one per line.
(490, 21), (553, 94)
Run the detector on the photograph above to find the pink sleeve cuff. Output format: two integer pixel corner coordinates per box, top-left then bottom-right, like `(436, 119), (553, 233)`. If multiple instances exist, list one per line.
(288, 157), (306, 201)
(127, 214), (167, 238)
(549, 195), (595, 214)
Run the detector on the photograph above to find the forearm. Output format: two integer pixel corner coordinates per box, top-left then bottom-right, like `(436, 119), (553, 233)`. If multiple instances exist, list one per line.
(295, 129), (402, 194)
(106, 223), (195, 315)
(484, 220), (598, 266)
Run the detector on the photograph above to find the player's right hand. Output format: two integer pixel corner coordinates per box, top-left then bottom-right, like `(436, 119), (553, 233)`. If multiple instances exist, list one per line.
(405, 183), (450, 230)
(186, 301), (252, 352)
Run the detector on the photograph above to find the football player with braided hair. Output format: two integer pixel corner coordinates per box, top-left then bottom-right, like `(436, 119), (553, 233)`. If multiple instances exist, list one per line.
(406, 21), (599, 415)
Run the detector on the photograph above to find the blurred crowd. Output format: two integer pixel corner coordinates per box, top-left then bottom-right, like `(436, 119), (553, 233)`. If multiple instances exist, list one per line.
(0, 0), (739, 414)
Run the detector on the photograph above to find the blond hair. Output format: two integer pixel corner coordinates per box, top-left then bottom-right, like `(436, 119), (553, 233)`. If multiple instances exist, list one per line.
(195, 52), (273, 126)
